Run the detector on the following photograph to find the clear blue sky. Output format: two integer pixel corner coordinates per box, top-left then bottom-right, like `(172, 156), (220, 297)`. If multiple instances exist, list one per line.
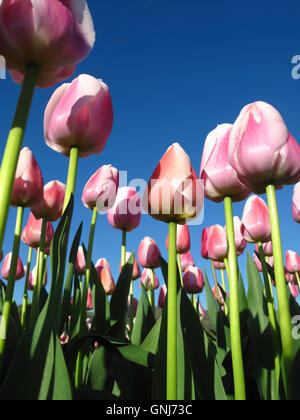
(1, 0), (300, 306)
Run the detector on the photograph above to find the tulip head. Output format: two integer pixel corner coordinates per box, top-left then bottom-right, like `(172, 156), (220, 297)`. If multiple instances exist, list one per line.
(11, 147), (43, 208)
(143, 143), (203, 224)
(86, 289), (93, 311)
(229, 101), (300, 193)
(166, 224), (191, 254)
(207, 225), (228, 262)
(201, 227), (211, 260)
(119, 252), (141, 280)
(1, 253), (24, 280)
(96, 258), (111, 273)
(98, 267), (115, 296)
(292, 182), (300, 223)
(213, 260), (226, 270)
(200, 124), (250, 202)
(28, 264), (48, 291)
(75, 246), (86, 275)
(44, 75), (113, 157)
(140, 268), (159, 291)
(180, 251), (195, 272)
(138, 237), (161, 269)
(82, 165), (119, 212)
(31, 180), (66, 221)
(289, 282), (299, 299)
(107, 187), (142, 233)
(241, 195), (271, 243)
(183, 266), (204, 294)
(158, 284), (167, 309)
(21, 213), (54, 249)
(254, 241), (273, 257)
(286, 250), (300, 274)
(229, 216), (247, 256)
(127, 296), (139, 318)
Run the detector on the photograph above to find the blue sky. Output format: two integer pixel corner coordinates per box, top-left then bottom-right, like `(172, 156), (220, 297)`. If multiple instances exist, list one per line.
(1, 0), (300, 306)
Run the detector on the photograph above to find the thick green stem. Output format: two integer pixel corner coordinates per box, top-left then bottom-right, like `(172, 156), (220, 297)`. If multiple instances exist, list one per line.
(167, 221), (177, 400)
(75, 206), (98, 389)
(224, 196), (246, 401)
(266, 185), (294, 384)
(0, 64), (39, 252)
(177, 253), (183, 286)
(21, 246), (33, 330)
(0, 206), (24, 374)
(257, 241), (281, 388)
(63, 147), (79, 213)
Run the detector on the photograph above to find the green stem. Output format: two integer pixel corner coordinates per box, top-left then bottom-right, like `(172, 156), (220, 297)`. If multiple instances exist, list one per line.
(257, 241), (281, 389)
(177, 253), (183, 287)
(0, 206), (24, 374)
(21, 246), (33, 330)
(224, 196), (246, 401)
(295, 272), (300, 292)
(129, 281), (134, 337)
(210, 259), (220, 301)
(29, 217), (47, 327)
(121, 230), (127, 267)
(150, 269), (155, 315)
(75, 206), (98, 389)
(266, 184), (294, 385)
(167, 221), (177, 400)
(63, 147), (79, 213)
(221, 268), (229, 317)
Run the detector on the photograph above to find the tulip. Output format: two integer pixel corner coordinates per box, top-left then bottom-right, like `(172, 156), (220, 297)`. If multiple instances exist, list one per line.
(158, 284), (167, 309)
(201, 227), (211, 260)
(213, 260), (226, 270)
(289, 282), (299, 299)
(231, 216), (247, 256)
(0, 0), (95, 88)
(166, 224), (191, 255)
(138, 237), (161, 269)
(1, 253), (24, 280)
(82, 165), (119, 212)
(27, 264), (48, 292)
(183, 266), (204, 294)
(180, 252), (195, 272)
(286, 250), (300, 274)
(96, 258), (111, 273)
(212, 285), (226, 306)
(207, 225), (228, 262)
(75, 246), (86, 275)
(200, 124), (250, 202)
(253, 253), (274, 273)
(11, 147), (43, 208)
(292, 182), (300, 223)
(98, 267), (115, 296)
(254, 241), (273, 257)
(31, 180), (66, 222)
(140, 269), (160, 291)
(127, 297), (139, 318)
(241, 195), (271, 244)
(21, 213), (54, 249)
(119, 252), (141, 280)
(86, 289), (93, 311)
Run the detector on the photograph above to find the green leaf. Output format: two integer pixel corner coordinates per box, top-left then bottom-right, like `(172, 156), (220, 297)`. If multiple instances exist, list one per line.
(90, 260), (110, 336)
(131, 283), (156, 346)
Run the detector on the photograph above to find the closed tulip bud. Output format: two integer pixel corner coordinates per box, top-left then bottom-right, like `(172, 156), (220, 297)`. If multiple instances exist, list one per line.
(225, 216), (247, 256)
(127, 296), (139, 318)
(140, 269), (159, 291)
(207, 225), (228, 262)
(180, 251), (195, 272)
(75, 246), (86, 275)
(86, 289), (93, 311)
(254, 241), (273, 257)
(31, 180), (66, 222)
(99, 267), (115, 295)
(286, 250), (300, 274)
(107, 187), (142, 233)
(183, 266), (204, 294)
(200, 124), (250, 202)
(1, 253), (24, 280)
(0, 0), (95, 88)
(166, 224), (191, 254)
(158, 284), (167, 309)
(44, 75), (113, 157)
(289, 282), (299, 299)
(213, 260), (226, 270)
(229, 101), (300, 193)
(138, 237), (161, 269)
(292, 182), (300, 223)
(96, 258), (111, 273)
(201, 227), (211, 260)
(11, 147), (43, 208)
(21, 213), (54, 249)
(143, 143), (203, 224)
(28, 264), (48, 291)
(241, 195), (271, 243)
(254, 254), (274, 274)
(82, 165), (119, 212)
(119, 252), (141, 280)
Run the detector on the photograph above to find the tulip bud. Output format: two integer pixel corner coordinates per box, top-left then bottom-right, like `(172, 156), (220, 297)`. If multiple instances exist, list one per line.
(166, 224), (191, 254)
(107, 187), (142, 233)
(158, 284), (167, 309)
(143, 143), (203, 224)
(86, 289), (93, 311)
(201, 227), (211, 260)
(241, 195), (271, 243)
(138, 237), (161, 269)
(127, 296), (139, 318)
(292, 182), (300, 223)
(225, 216), (247, 256)
(229, 101), (300, 193)
(21, 213), (54, 249)
(82, 165), (119, 212)
(254, 241), (273, 257)
(28, 264), (48, 291)
(1, 253), (24, 280)
(96, 258), (111, 273)
(254, 253), (274, 273)
(289, 282), (299, 299)
(140, 269), (159, 291)
(183, 266), (204, 294)
(207, 225), (228, 262)
(119, 252), (141, 280)
(286, 250), (300, 274)
(180, 251), (195, 272)
(31, 180), (66, 222)
(200, 124), (250, 202)
(11, 147), (43, 208)
(44, 75), (113, 157)
(98, 267), (115, 296)
(75, 246), (86, 275)
(213, 260), (226, 270)
(0, 0), (95, 87)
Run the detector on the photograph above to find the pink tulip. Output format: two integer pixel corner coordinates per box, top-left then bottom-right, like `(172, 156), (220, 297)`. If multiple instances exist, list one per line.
(138, 237), (161, 269)
(253, 253), (273, 273)
(1, 253), (24, 280)
(119, 252), (141, 280)
(96, 258), (111, 273)
(183, 266), (204, 294)
(207, 225), (228, 262)
(143, 143), (203, 224)
(21, 212), (54, 249)
(158, 284), (167, 309)
(201, 227), (211, 260)
(180, 251), (195, 272)
(227, 216), (247, 256)
(241, 195), (271, 243)
(212, 285), (226, 306)
(75, 246), (86, 275)
(292, 182), (300, 223)
(0, 0), (95, 88)
(166, 224), (191, 254)
(254, 241), (273, 257)
(289, 282), (299, 299)
(60, 332), (69, 346)
(44, 75), (113, 157)
(31, 180), (66, 222)
(86, 289), (93, 311)
(286, 250), (300, 274)
(27, 264), (48, 291)
(107, 187), (142, 233)
(200, 124), (250, 202)
(127, 296), (139, 318)
(82, 165), (119, 212)
(98, 267), (115, 296)
(229, 101), (300, 193)
(213, 260), (226, 270)
(11, 147), (43, 208)
(285, 270), (296, 285)
(140, 269), (159, 291)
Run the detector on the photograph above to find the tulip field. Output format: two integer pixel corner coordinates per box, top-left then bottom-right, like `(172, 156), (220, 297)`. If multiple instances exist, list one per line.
(0, 0), (300, 403)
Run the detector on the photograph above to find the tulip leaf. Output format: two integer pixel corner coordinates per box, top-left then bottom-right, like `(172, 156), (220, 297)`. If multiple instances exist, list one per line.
(90, 260), (110, 336)
(86, 345), (114, 392)
(140, 317), (162, 355)
(131, 283), (156, 346)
